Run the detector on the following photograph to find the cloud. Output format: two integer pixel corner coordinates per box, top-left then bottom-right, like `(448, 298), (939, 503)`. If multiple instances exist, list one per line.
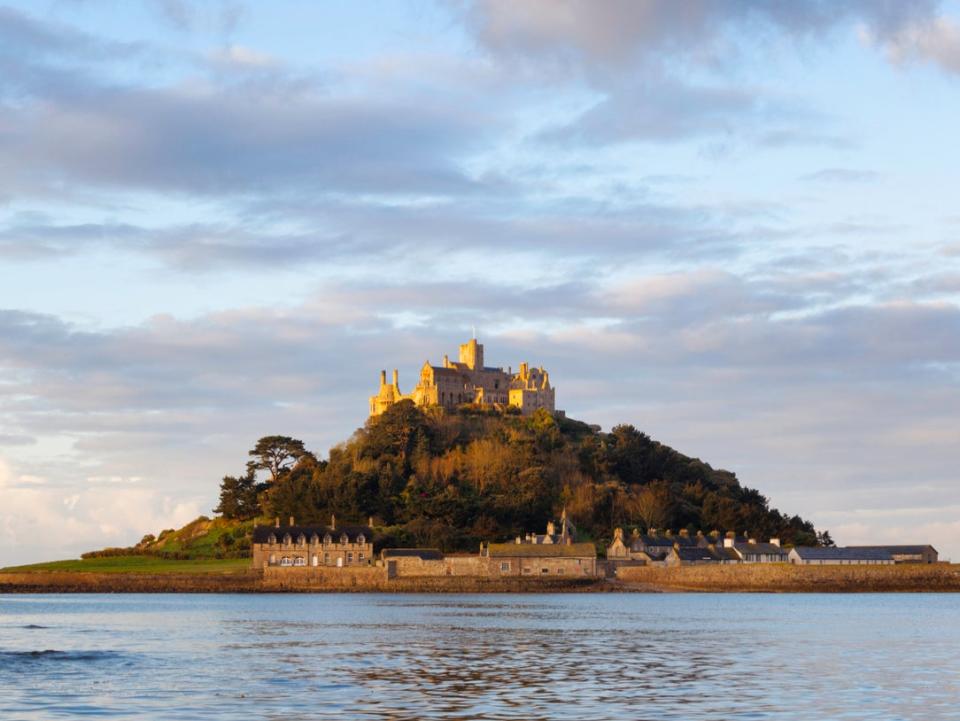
(871, 15), (960, 75)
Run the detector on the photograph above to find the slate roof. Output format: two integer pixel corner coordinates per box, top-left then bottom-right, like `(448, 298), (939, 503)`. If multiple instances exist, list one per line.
(381, 548), (444, 561)
(847, 545), (937, 555)
(733, 542), (788, 557)
(487, 542), (596, 558)
(252, 525), (371, 544)
(791, 546), (893, 561)
(673, 547), (721, 562)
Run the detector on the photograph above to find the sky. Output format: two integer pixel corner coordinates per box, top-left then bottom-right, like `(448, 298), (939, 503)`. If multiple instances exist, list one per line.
(1, 0), (959, 566)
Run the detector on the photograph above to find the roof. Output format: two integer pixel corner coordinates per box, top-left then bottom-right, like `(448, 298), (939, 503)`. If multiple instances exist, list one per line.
(487, 542), (596, 558)
(847, 545), (937, 555)
(252, 525), (371, 544)
(673, 547), (720, 562)
(733, 542), (788, 556)
(381, 548), (444, 560)
(791, 547), (893, 561)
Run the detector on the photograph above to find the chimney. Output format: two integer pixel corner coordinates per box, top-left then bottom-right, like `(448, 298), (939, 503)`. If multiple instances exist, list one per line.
(289, 516), (295, 527)
(748, 537), (757, 545)
(274, 517), (280, 528)
(330, 513), (336, 529)
(724, 536), (735, 548)
(368, 516), (374, 528)
(379, 370), (386, 386)
(649, 528), (658, 537)
(443, 354), (449, 367)
(679, 529), (689, 538)
(770, 538), (781, 547)
(392, 369), (399, 387)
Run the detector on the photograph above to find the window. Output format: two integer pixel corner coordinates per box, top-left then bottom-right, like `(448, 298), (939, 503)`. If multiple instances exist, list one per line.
(297, 534), (306, 546)
(323, 552), (330, 565)
(280, 556), (292, 567)
(294, 557), (306, 566)
(323, 533), (332, 544)
(312, 555), (318, 567)
(283, 534), (292, 546)
(269, 554), (276, 565)
(268, 534), (277, 545)
(522, 567), (531, 575)
(310, 534), (319, 545)
(500, 561), (511, 572)
(340, 533), (349, 545)
(357, 534), (365, 545)
(541, 568), (549, 574)
(347, 552), (354, 563)
(556, 568), (564, 574)
(358, 552), (365, 562)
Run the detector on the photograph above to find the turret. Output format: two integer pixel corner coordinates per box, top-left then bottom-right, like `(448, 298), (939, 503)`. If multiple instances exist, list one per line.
(379, 370), (387, 387)
(392, 369), (399, 388)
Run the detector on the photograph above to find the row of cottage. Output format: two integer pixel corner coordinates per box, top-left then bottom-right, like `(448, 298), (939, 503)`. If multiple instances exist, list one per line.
(250, 515), (938, 577)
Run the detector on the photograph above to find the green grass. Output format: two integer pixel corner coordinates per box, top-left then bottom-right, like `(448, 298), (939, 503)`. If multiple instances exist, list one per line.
(0, 555), (252, 575)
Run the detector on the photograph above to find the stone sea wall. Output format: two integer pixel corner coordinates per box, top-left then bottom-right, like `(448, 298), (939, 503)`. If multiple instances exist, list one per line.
(616, 563), (960, 592)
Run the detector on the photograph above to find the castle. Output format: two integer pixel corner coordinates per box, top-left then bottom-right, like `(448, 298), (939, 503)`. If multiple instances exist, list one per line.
(369, 338), (556, 417)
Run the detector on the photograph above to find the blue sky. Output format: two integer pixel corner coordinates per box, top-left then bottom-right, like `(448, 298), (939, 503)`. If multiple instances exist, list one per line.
(1, 0), (959, 565)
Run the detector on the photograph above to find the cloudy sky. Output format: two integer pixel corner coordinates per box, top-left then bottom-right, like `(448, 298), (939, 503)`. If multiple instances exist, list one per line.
(1, 0), (958, 566)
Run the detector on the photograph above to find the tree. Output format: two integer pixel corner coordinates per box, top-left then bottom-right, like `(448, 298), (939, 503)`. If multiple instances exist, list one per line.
(214, 471), (262, 520)
(630, 480), (672, 531)
(817, 530), (836, 548)
(247, 436), (310, 483)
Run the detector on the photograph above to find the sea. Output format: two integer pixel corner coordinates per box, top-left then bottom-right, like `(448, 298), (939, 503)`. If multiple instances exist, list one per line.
(0, 593), (957, 720)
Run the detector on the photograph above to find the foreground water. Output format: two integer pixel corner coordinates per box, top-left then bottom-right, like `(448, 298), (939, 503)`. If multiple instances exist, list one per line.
(0, 593), (957, 720)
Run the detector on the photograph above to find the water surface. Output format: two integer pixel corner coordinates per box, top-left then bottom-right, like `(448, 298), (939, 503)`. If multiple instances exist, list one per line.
(0, 593), (957, 720)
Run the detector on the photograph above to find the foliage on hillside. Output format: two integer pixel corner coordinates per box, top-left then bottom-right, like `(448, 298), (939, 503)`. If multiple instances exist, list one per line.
(81, 516), (254, 560)
(216, 402), (823, 551)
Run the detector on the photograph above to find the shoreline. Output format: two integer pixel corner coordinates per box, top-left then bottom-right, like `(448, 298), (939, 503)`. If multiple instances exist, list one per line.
(2, 563), (959, 593)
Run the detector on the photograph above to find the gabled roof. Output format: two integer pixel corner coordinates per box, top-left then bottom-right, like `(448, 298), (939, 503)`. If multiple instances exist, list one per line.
(672, 547), (721, 562)
(791, 546), (893, 561)
(487, 542), (596, 558)
(252, 525), (371, 544)
(733, 542), (788, 556)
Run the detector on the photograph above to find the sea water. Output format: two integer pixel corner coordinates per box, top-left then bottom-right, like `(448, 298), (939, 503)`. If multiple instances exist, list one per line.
(0, 593), (957, 720)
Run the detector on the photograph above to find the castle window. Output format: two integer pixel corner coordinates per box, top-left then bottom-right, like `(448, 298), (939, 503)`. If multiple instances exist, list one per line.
(324, 533), (332, 544)
(269, 554), (276, 565)
(358, 552), (365, 562)
(324, 552), (330, 565)
(294, 557), (306, 566)
(499, 562), (511, 572)
(280, 556), (292, 567)
(347, 552), (354, 563)
(312, 555), (319, 566)
(282, 534), (292, 546)
(357, 534), (365, 545)
(310, 534), (320, 545)
(297, 534), (306, 546)
(267, 534), (277, 545)
(340, 533), (349, 544)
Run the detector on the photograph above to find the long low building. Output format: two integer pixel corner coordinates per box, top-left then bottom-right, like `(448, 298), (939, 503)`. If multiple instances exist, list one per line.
(789, 547), (895, 565)
(845, 545), (939, 564)
(483, 541), (597, 577)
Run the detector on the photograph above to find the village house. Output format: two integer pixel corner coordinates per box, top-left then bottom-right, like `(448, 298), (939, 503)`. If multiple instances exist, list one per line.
(251, 516), (373, 569)
(482, 541), (598, 577)
(666, 546), (728, 566)
(789, 547), (895, 565)
(725, 534), (788, 563)
(607, 527), (702, 564)
(846, 545), (939, 564)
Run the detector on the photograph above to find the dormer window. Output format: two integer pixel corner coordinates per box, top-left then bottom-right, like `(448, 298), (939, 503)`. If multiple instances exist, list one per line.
(310, 534), (319, 545)
(283, 534), (292, 546)
(268, 534), (277, 545)
(297, 534), (306, 546)
(340, 533), (349, 545)
(356, 534), (365, 545)
(323, 533), (332, 544)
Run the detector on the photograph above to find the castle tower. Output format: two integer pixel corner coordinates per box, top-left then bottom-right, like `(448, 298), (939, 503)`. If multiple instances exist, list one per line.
(459, 338), (484, 370)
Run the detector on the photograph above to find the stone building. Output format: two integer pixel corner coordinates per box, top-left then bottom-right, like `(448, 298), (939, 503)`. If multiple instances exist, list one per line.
(846, 545), (938, 564)
(725, 535), (788, 563)
(482, 541), (597, 577)
(251, 516), (372, 569)
(369, 338), (556, 417)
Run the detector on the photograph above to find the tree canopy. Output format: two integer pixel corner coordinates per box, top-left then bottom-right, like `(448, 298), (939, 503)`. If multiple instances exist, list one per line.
(214, 403), (822, 550)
